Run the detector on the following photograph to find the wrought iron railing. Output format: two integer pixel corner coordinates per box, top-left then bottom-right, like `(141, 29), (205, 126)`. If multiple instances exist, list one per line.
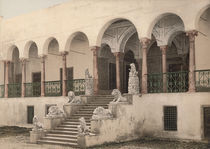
(44, 80), (62, 96)
(147, 73), (163, 93)
(148, 71), (189, 93)
(8, 83), (21, 98)
(25, 82), (41, 97)
(166, 71), (188, 93)
(195, 69), (210, 92)
(67, 79), (85, 96)
(0, 85), (4, 98)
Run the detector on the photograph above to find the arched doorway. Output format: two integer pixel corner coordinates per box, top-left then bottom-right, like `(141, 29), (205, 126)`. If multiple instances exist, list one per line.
(98, 44), (116, 93)
(98, 19), (140, 94)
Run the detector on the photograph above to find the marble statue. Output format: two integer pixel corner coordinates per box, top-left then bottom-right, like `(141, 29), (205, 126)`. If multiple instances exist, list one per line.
(32, 116), (43, 132)
(128, 63), (140, 94)
(67, 91), (82, 104)
(92, 106), (113, 120)
(78, 117), (90, 135)
(46, 106), (64, 118)
(85, 69), (94, 95)
(111, 89), (127, 103)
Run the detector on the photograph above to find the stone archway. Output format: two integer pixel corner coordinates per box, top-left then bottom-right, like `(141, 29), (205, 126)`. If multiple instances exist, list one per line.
(98, 19), (140, 94)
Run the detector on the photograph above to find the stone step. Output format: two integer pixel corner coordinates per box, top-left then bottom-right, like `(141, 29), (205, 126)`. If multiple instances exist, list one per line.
(41, 136), (77, 143)
(66, 119), (91, 123)
(45, 133), (77, 139)
(73, 113), (92, 116)
(55, 127), (78, 131)
(62, 121), (90, 126)
(37, 140), (78, 147)
(49, 130), (78, 135)
(58, 124), (78, 128)
(86, 104), (109, 106)
(76, 111), (93, 114)
(82, 105), (108, 108)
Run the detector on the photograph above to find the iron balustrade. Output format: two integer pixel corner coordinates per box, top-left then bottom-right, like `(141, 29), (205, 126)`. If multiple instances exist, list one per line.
(147, 73), (163, 93)
(8, 83), (21, 98)
(67, 79), (85, 96)
(195, 69), (210, 92)
(0, 85), (4, 98)
(25, 82), (41, 97)
(148, 71), (189, 93)
(44, 80), (62, 96)
(166, 71), (188, 93)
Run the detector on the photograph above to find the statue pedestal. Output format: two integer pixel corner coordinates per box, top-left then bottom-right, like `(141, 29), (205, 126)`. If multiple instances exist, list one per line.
(128, 76), (139, 94)
(30, 130), (45, 143)
(85, 78), (94, 95)
(43, 116), (64, 130)
(63, 103), (84, 117)
(77, 134), (86, 149)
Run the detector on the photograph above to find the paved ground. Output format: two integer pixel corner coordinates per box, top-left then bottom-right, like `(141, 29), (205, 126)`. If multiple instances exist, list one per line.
(0, 134), (209, 149)
(0, 127), (209, 149)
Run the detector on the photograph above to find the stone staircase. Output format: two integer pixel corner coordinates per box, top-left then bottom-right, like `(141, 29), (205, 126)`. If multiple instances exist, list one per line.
(37, 95), (114, 147)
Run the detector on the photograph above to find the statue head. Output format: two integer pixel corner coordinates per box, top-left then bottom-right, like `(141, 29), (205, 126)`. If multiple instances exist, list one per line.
(85, 69), (91, 78)
(68, 91), (75, 102)
(33, 115), (38, 124)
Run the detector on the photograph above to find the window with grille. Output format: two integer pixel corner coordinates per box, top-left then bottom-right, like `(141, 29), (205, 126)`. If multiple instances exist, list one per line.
(164, 106), (177, 131)
(27, 106), (34, 124)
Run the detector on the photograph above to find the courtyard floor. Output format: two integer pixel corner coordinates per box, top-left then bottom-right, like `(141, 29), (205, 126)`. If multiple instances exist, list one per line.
(0, 127), (209, 149)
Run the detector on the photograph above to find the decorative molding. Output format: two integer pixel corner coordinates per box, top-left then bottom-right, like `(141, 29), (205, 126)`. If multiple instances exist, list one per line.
(152, 15), (185, 46)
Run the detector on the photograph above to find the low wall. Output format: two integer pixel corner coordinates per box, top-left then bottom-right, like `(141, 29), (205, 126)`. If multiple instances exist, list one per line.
(85, 92), (210, 147)
(0, 97), (68, 127)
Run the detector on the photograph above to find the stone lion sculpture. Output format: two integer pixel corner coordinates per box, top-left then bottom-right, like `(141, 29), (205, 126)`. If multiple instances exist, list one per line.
(78, 117), (90, 135)
(92, 106), (113, 120)
(111, 89), (127, 103)
(67, 91), (82, 104)
(32, 116), (43, 131)
(46, 106), (64, 118)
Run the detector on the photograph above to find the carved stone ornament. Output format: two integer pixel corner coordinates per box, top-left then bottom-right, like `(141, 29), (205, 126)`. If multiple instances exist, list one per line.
(92, 106), (113, 120)
(85, 69), (94, 95)
(67, 91), (82, 104)
(78, 117), (90, 135)
(111, 89), (127, 103)
(32, 116), (43, 132)
(128, 63), (140, 94)
(46, 106), (64, 118)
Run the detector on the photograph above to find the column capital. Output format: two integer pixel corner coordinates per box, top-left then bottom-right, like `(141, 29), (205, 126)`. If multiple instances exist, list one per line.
(159, 45), (168, 55)
(39, 55), (47, 63)
(60, 51), (68, 56)
(19, 58), (27, 63)
(140, 38), (151, 49)
(90, 46), (100, 51)
(113, 52), (124, 57)
(186, 30), (198, 41)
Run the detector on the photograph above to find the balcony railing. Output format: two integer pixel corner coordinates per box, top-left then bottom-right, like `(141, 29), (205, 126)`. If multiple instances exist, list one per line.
(44, 80), (62, 96)
(0, 85), (4, 98)
(195, 69), (210, 92)
(148, 73), (163, 93)
(67, 79), (85, 96)
(148, 71), (189, 93)
(8, 83), (21, 98)
(25, 82), (41, 97)
(166, 71), (188, 93)
(0, 69), (210, 98)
